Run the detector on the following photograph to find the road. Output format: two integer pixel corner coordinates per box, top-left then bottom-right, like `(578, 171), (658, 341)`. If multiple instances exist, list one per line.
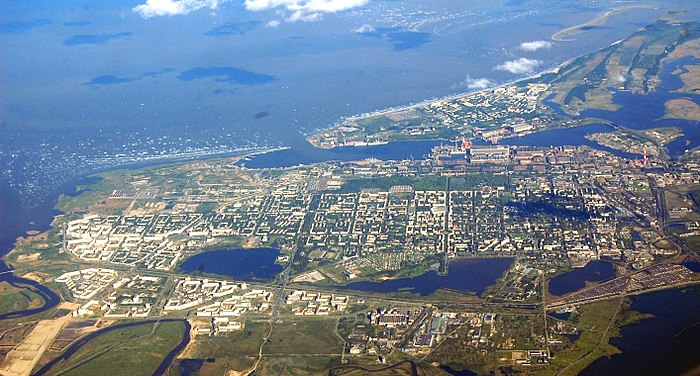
(555, 297), (625, 376)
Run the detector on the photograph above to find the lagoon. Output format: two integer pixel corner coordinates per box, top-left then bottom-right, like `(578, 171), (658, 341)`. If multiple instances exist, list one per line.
(339, 257), (513, 296)
(548, 260), (616, 296)
(179, 248), (284, 282)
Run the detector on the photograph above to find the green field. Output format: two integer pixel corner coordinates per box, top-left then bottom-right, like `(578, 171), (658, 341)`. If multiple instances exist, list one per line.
(266, 318), (344, 355)
(0, 282), (45, 315)
(40, 320), (186, 376)
(189, 320), (271, 358)
(532, 299), (626, 376)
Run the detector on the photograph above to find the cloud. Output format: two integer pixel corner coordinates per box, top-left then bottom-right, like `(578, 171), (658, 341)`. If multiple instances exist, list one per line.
(245, 0), (369, 23)
(461, 76), (493, 90)
(178, 66), (276, 85)
(205, 21), (261, 36)
(353, 24), (375, 34)
(0, 19), (51, 35)
(133, 0), (223, 18)
(353, 24), (377, 34)
(494, 57), (541, 74)
(356, 26), (430, 51)
(266, 20), (281, 27)
(63, 32), (132, 46)
(84, 69), (174, 87)
(519, 40), (552, 51)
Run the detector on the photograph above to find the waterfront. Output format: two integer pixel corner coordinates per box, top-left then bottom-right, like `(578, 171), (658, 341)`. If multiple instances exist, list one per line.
(548, 260), (616, 296)
(339, 258), (513, 296)
(580, 287), (700, 376)
(240, 140), (441, 169)
(579, 56), (700, 158)
(501, 123), (642, 160)
(179, 248), (285, 282)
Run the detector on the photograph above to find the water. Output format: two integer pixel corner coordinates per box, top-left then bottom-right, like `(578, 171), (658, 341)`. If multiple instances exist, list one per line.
(683, 261), (700, 273)
(0, 178), (84, 318)
(579, 55), (700, 158)
(339, 257), (512, 296)
(548, 260), (616, 296)
(0, 277), (61, 320)
(580, 287), (700, 376)
(155, 320), (193, 376)
(2, 1), (692, 205)
(501, 123), (642, 159)
(241, 140), (441, 169)
(179, 248), (285, 281)
(549, 311), (571, 321)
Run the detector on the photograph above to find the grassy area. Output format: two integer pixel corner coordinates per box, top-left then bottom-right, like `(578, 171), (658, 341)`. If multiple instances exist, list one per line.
(41, 320), (186, 376)
(331, 360), (439, 375)
(168, 357), (255, 376)
(532, 299), (625, 376)
(550, 19), (698, 115)
(182, 318), (342, 375)
(422, 327), (492, 375)
(334, 176), (444, 193)
(257, 355), (341, 376)
(492, 314), (546, 349)
(664, 98), (700, 121)
(0, 282), (45, 315)
(189, 320), (270, 357)
(266, 318), (344, 355)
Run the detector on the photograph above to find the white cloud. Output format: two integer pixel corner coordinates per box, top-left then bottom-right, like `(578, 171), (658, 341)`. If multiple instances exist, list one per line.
(353, 24), (375, 34)
(133, 0), (222, 18)
(614, 73), (626, 83)
(266, 19), (281, 27)
(519, 40), (552, 51)
(461, 76), (492, 90)
(494, 57), (542, 74)
(245, 0), (369, 23)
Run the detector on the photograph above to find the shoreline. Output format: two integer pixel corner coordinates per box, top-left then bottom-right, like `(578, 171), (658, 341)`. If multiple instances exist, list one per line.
(552, 5), (654, 42)
(305, 57), (606, 150)
(305, 71), (552, 149)
(304, 25), (649, 150)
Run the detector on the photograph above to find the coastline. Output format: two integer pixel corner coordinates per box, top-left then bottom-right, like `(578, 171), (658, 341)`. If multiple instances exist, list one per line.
(552, 5), (654, 42)
(304, 34), (635, 150)
(0, 16), (675, 316)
